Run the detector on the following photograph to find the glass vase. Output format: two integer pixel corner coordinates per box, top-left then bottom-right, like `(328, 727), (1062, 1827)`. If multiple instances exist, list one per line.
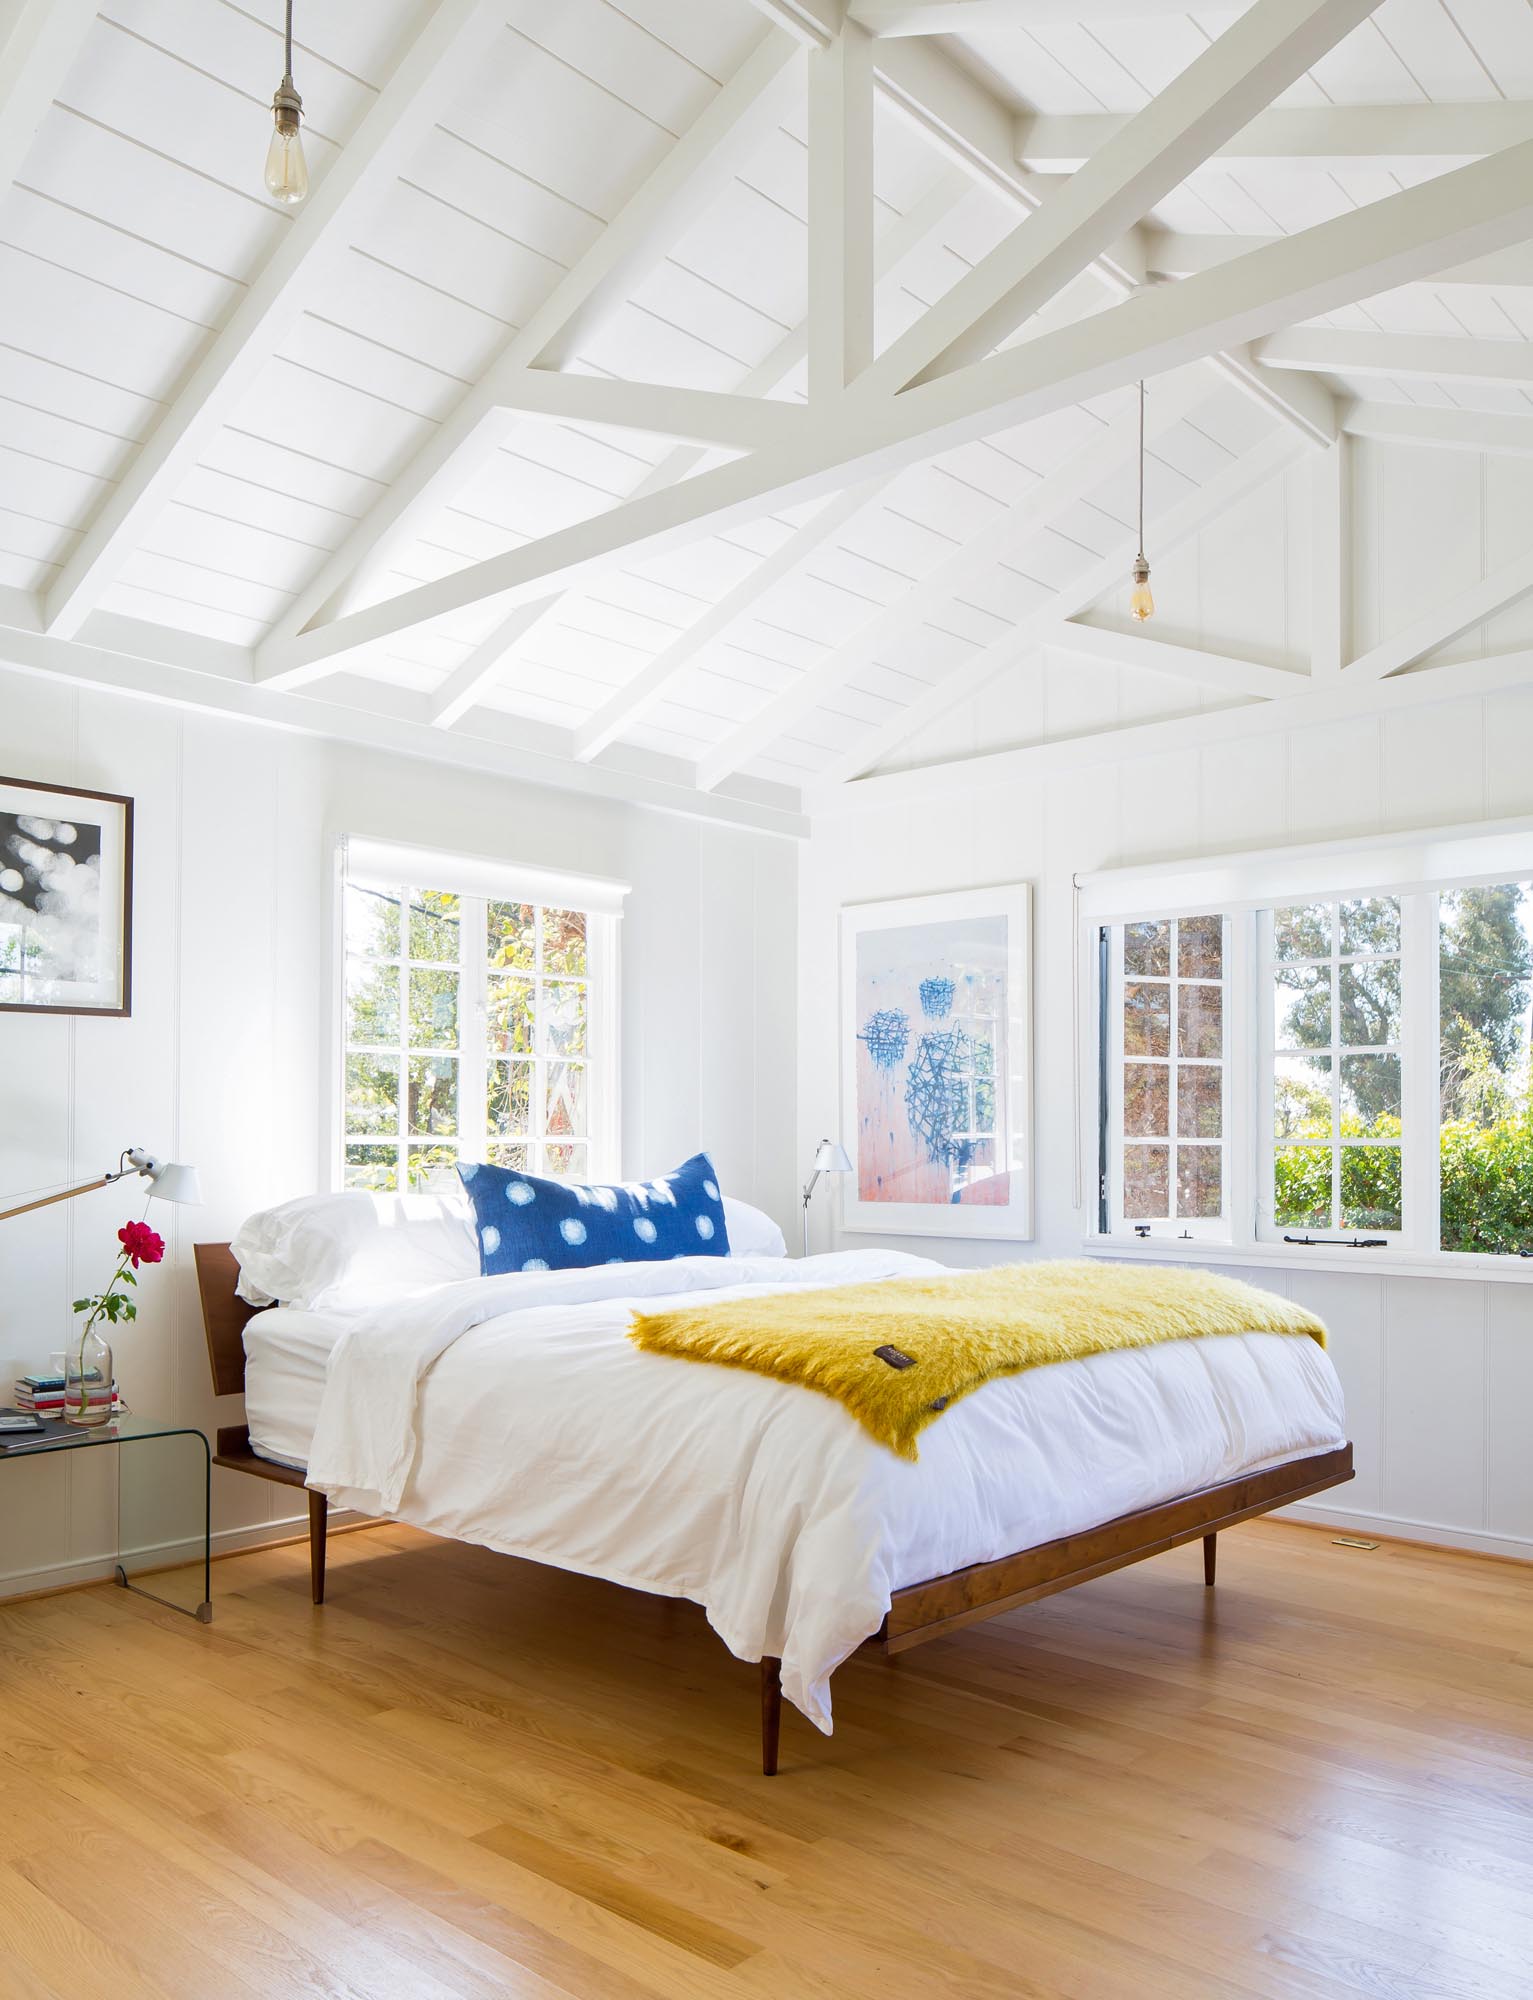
(65, 1327), (114, 1427)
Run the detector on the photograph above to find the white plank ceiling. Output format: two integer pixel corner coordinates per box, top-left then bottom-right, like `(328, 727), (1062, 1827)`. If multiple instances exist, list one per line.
(4, 0), (1533, 818)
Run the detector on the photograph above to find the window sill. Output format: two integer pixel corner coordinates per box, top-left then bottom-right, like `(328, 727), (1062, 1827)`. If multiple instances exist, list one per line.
(1083, 1234), (1533, 1285)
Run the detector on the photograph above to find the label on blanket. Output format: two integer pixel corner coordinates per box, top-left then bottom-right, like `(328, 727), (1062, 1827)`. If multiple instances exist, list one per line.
(873, 1344), (916, 1369)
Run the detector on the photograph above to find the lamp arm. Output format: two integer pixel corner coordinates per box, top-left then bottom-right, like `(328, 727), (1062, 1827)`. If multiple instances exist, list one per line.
(0, 1176), (111, 1225)
(0, 1146), (157, 1224)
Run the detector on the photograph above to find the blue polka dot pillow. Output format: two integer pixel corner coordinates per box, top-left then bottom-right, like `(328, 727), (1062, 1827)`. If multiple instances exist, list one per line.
(456, 1152), (732, 1275)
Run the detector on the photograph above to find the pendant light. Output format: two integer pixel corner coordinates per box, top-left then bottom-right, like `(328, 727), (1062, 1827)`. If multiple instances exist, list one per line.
(1129, 378), (1154, 623)
(264, 0), (309, 207)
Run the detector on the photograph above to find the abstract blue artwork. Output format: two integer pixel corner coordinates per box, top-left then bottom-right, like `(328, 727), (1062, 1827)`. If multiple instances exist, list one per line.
(850, 908), (1011, 1209)
(860, 1006), (910, 1069)
(904, 1026), (976, 1168)
(842, 885), (1032, 1238)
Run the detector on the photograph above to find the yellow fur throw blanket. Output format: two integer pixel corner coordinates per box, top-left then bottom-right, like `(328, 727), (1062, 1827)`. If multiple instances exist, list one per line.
(629, 1260), (1326, 1461)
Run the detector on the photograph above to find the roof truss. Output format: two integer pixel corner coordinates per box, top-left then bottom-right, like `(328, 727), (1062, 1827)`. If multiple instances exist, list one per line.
(1017, 102), (1533, 175)
(849, 0), (1213, 29)
(262, 116), (1533, 689)
(8, 0), (1533, 815)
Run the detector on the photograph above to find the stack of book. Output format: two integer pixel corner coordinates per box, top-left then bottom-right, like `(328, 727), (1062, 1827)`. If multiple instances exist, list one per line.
(14, 1370), (121, 1418)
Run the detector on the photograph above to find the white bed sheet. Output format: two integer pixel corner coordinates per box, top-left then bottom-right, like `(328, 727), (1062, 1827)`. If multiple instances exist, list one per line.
(251, 1255), (1348, 1732)
(243, 1305), (350, 1470)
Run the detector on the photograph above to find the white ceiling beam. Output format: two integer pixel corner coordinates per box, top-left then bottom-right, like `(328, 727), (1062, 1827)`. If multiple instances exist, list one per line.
(1346, 545), (1533, 684)
(1310, 436), (1350, 680)
(0, 608), (806, 835)
(0, 0), (96, 194)
(739, 0), (845, 47)
(810, 645), (1533, 813)
(40, 0), (509, 642)
(1257, 328), (1533, 390)
(1046, 620), (1306, 700)
(852, 0), (1219, 31)
(264, 28), (803, 649)
(1340, 401), (1533, 459)
(435, 173), (971, 734)
(870, 37), (1321, 445)
(820, 426), (1308, 781)
(1148, 231), (1278, 276)
(259, 127), (1533, 687)
(870, 35), (1142, 291)
(1204, 342), (1334, 448)
(868, 0), (1384, 394)
(492, 371), (810, 452)
(693, 366), (1211, 789)
(428, 597), (561, 731)
(1146, 231), (1533, 288)
(809, 19), (875, 399)
(1016, 102), (1533, 175)
(573, 483), (884, 762)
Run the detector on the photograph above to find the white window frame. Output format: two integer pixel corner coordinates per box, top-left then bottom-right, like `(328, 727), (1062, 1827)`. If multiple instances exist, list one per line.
(1256, 897), (1412, 1251)
(1103, 917), (1231, 1242)
(1079, 813), (1533, 1282)
(326, 835), (626, 1193)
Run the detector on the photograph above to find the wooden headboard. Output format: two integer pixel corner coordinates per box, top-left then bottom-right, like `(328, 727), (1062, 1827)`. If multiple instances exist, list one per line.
(193, 1241), (260, 1397)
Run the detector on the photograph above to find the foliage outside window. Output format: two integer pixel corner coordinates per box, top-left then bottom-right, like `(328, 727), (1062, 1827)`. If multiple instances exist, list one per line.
(342, 877), (598, 1192)
(1438, 884), (1533, 1255)
(1099, 878), (1533, 1261)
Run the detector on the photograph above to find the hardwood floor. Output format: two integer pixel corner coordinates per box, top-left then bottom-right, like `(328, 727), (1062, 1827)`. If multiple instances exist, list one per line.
(0, 1518), (1529, 2000)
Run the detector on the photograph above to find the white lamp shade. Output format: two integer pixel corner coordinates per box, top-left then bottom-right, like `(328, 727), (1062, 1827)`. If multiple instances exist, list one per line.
(813, 1139), (853, 1175)
(148, 1161), (202, 1205)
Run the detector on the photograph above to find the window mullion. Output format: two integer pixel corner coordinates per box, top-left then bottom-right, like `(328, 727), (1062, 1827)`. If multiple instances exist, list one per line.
(397, 894), (410, 1189)
(533, 906), (546, 1174)
(1120, 924), (1128, 1232)
(1400, 890), (1439, 1254)
(1329, 921), (1341, 1231)
(1226, 911), (1256, 1251)
(463, 895), (487, 1168)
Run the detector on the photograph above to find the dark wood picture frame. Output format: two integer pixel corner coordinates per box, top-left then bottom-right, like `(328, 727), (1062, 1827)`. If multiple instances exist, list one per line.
(194, 1240), (1354, 1774)
(0, 774), (134, 1017)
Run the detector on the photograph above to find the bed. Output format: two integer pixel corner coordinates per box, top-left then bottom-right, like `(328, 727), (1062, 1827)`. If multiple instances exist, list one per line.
(194, 1213), (1353, 1775)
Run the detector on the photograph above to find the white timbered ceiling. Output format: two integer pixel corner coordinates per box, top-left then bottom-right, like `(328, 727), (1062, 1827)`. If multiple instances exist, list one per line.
(4, 0), (1533, 823)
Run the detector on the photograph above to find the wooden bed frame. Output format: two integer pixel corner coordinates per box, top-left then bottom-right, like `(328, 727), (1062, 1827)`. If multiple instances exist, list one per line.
(194, 1241), (1354, 1775)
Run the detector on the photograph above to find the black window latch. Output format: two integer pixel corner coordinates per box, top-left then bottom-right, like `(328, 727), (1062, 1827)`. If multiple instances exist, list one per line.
(1282, 1234), (1388, 1249)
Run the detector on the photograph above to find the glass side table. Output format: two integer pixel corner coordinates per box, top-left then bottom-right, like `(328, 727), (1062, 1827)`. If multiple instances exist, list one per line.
(0, 1416), (212, 1622)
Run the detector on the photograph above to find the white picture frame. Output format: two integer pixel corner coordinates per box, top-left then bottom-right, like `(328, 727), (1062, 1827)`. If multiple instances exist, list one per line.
(839, 884), (1033, 1240)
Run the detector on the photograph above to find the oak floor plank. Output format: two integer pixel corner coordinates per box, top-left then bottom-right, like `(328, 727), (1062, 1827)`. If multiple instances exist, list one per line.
(0, 1518), (1528, 2000)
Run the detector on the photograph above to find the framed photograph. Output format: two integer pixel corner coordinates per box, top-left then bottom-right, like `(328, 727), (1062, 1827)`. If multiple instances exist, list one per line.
(840, 885), (1033, 1239)
(0, 776), (133, 1017)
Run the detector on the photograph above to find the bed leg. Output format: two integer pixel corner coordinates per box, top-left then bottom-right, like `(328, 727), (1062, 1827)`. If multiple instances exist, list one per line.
(308, 1490), (328, 1606)
(760, 1657), (782, 1777)
(1203, 1532), (1217, 1587)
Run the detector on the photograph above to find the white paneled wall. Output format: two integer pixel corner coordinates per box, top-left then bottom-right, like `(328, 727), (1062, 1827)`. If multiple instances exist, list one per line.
(800, 440), (1533, 1558)
(0, 667), (797, 1597)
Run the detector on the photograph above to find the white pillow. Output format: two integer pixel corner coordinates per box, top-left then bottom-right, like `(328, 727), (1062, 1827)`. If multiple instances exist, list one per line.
(232, 1187), (477, 1310)
(723, 1196), (787, 1260)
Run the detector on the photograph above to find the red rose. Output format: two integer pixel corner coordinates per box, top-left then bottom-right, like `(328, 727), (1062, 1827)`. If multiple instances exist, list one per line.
(118, 1220), (165, 1267)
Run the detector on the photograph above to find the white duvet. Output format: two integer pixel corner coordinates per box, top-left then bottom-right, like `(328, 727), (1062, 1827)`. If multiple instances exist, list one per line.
(302, 1251), (1347, 1730)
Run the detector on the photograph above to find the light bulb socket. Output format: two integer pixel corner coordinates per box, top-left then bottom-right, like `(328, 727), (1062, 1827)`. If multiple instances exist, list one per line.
(272, 75), (302, 135)
(1132, 553), (1150, 586)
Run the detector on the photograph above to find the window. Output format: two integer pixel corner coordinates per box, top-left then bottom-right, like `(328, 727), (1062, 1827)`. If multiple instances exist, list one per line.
(1090, 829), (1533, 1268)
(1268, 898), (1402, 1237)
(1111, 915), (1227, 1234)
(338, 846), (620, 1192)
(1439, 883), (1533, 1255)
